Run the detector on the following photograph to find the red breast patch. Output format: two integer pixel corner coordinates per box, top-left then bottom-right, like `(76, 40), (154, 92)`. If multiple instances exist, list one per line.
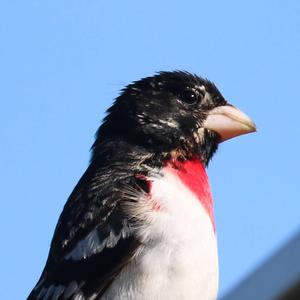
(164, 158), (215, 231)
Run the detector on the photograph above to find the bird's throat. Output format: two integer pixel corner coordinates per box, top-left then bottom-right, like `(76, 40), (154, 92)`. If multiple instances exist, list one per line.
(164, 158), (215, 231)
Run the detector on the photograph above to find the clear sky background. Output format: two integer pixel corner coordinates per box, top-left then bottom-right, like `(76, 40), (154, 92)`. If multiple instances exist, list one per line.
(1, 1), (300, 299)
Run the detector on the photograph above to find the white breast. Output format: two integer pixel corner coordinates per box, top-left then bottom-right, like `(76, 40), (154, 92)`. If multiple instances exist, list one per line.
(103, 168), (219, 300)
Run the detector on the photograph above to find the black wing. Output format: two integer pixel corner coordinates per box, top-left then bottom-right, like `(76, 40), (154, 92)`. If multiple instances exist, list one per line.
(27, 162), (140, 300)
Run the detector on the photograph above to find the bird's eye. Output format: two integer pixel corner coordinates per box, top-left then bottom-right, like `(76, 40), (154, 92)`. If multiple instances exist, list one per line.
(180, 90), (201, 105)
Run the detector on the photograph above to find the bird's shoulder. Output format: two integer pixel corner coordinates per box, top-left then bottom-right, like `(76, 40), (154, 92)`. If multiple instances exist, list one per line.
(28, 153), (149, 300)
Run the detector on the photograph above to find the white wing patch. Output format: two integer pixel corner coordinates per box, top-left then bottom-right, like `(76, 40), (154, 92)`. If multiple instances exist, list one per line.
(65, 226), (129, 261)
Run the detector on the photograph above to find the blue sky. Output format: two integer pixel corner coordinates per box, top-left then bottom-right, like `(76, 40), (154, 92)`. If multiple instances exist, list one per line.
(1, 1), (300, 299)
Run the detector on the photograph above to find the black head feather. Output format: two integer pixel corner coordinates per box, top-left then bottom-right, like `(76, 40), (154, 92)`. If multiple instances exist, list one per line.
(92, 71), (226, 165)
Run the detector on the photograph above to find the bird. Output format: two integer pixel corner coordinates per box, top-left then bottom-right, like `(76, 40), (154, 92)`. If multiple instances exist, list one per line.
(27, 71), (256, 300)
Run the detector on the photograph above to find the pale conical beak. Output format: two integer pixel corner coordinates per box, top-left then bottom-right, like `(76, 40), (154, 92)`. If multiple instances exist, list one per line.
(202, 104), (256, 142)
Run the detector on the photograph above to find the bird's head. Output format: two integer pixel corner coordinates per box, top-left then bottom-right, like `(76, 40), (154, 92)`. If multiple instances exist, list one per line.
(93, 71), (256, 165)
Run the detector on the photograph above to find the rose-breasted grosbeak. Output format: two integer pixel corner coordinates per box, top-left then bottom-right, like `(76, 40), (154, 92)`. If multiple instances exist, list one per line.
(28, 71), (256, 300)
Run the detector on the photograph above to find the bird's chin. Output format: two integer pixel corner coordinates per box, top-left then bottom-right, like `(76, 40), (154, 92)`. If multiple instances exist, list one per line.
(194, 128), (219, 145)
(191, 128), (219, 165)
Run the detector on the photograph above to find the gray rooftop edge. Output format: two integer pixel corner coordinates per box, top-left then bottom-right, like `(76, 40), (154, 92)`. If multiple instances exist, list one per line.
(221, 231), (300, 300)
